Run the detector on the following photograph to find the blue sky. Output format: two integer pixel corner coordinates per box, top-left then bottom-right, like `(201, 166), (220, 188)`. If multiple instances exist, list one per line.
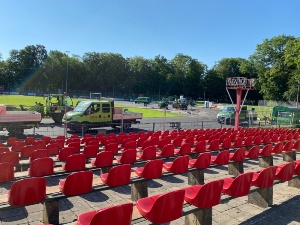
(1, 0), (300, 68)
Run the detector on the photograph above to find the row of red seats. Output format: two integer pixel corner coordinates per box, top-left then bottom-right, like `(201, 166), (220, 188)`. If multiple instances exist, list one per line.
(5, 159), (298, 224)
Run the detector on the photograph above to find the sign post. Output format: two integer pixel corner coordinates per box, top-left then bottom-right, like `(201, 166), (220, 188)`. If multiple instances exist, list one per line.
(226, 77), (256, 130)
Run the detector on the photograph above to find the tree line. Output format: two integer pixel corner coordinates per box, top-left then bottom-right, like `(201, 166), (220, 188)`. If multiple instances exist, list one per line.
(0, 34), (300, 102)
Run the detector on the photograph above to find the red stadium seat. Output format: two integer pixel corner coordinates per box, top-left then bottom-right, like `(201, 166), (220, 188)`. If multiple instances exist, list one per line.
(0, 151), (19, 166)
(252, 166), (277, 188)
(116, 149), (137, 164)
(20, 145), (37, 158)
(77, 203), (133, 225)
(182, 179), (224, 208)
(229, 148), (246, 162)
(8, 177), (46, 206)
(46, 143), (60, 155)
(191, 141), (206, 153)
(275, 162), (295, 181)
(0, 162), (14, 182)
(136, 146), (157, 160)
(11, 141), (26, 152)
(104, 143), (118, 155)
(245, 146), (260, 159)
(163, 155), (189, 174)
(174, 143), (191, 155)
(134, 159), (163, 179)
(222, 172), (253, 197)
(59, 170), (93, 196)
(25, 137), (36, 145)
(57, 147), (76, 161)
(6, 137), (19, 147)
(211, 150), (230, 165)
(83, 145), (98, 158)
(136, 190), (185, 224)
(68, 142), (81, 153)
(62, 154), (86, 172)
(189, 152), (211, 169)
(156, 144), (174, 157)
(100, 164), (131, 187)
(30, 149), (49, 162)
(91, 151), (113, 168)
(28, 158), (54, 177)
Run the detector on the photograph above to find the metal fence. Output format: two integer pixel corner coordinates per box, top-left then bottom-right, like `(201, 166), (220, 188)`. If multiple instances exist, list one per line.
(1, 103), (298, 141)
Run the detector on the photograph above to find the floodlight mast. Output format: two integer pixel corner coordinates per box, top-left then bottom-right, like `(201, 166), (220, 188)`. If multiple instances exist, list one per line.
(226, 77), (255, 130)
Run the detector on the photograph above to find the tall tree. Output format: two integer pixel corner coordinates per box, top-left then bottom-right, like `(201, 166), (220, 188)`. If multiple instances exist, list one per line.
(249, 35), (295, 100)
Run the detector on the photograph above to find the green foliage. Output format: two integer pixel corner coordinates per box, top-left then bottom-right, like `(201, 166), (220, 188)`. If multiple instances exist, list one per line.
(1, 35), (300, 103)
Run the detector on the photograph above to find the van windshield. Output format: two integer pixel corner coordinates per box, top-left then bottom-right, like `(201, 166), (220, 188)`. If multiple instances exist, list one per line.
(74, 101), (91, 112)
(221, 106), (235, 113)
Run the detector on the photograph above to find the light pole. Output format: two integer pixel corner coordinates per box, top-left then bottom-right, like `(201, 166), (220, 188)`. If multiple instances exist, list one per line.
(297, 85), (299, 108)
(65, 51), (70, 94)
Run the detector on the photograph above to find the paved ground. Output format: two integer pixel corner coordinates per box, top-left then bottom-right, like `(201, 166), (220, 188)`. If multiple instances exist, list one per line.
(1, 152), (300, 225)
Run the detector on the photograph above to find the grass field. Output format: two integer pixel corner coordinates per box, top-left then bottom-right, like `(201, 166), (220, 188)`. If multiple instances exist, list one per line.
(0, 95), (181, 118)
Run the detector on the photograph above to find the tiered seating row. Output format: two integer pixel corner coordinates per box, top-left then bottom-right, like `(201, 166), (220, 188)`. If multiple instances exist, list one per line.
(0, 127), (300, 224)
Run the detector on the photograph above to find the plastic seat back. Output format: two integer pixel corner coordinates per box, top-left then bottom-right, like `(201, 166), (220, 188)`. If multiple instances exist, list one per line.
(0, 147), (9, 154)
(271, 134), (279, 142)
(0, 162), (14, 182)
(259, 144), (272, 156)
(279, 134), (286, 142)
(172, 137), (183, 148)
(33, 140), (47, 149)
(63, 154), (86, 171)
(192, 140), (206, 153)
(83, 145), (98, 158)
(135, 159), (163, 179)
(6, 137), (19, 146)
(252, 166), (277, 188)
(46, 143), (60, 155)
(29, 158), (54, 177)
(229, 148), (246, 162)
(253, 135), (262, 145)
(220, 137), (231, 149)
(275, 162), (295, 181)
(294, 162), (300, 176)
(57, 147), (76, 161)
(184, 179), (224, 208)
(41, 136), (51, 144)
(136, 189), (185, 224)
(82, 203), (134, 225)
(158, 144), (174, 157)
(116, 149), (136, 164)
(59, 170), (93, 196)
(137, 146), (156, 160)
(245, 145), (260, 159)
(286, 133), (293, 141)
(50, 139), (64, 149)
(0, 151), (19, 166)
(164, 155), (189, 174)
(157, 138), (169, 150)
(100, 164), (131, 187)
(175, 143), (191, 155)
(136, 137), (147, 147)
(104, 143), (118, 155)
(207, 139), (219, 151)
(25, 137), (36, 145)
(222, 172), (253, 197)
(282, 140), (293, 152)
(68, 142), (81, 153)
(184, 136), (194, 145)
(139, 139), (154, 150)
(262, 135), (271, 144)
(11, 141), (26, 152)
(232, 137), (243, 147)
(20, 145), (37, 158)
(66, 138), (80, 145)
(211, 150), (230, 165)
(122, 141), (136, 152)
(8, 177), (46, 206)
(243, 136), (253, 146)
(292, 139), (300, 151)
(271, 142), (283, 154)
(189, 152), (211, 169)
(30, 149), (48, 162)
(91, 151), (114, 168)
